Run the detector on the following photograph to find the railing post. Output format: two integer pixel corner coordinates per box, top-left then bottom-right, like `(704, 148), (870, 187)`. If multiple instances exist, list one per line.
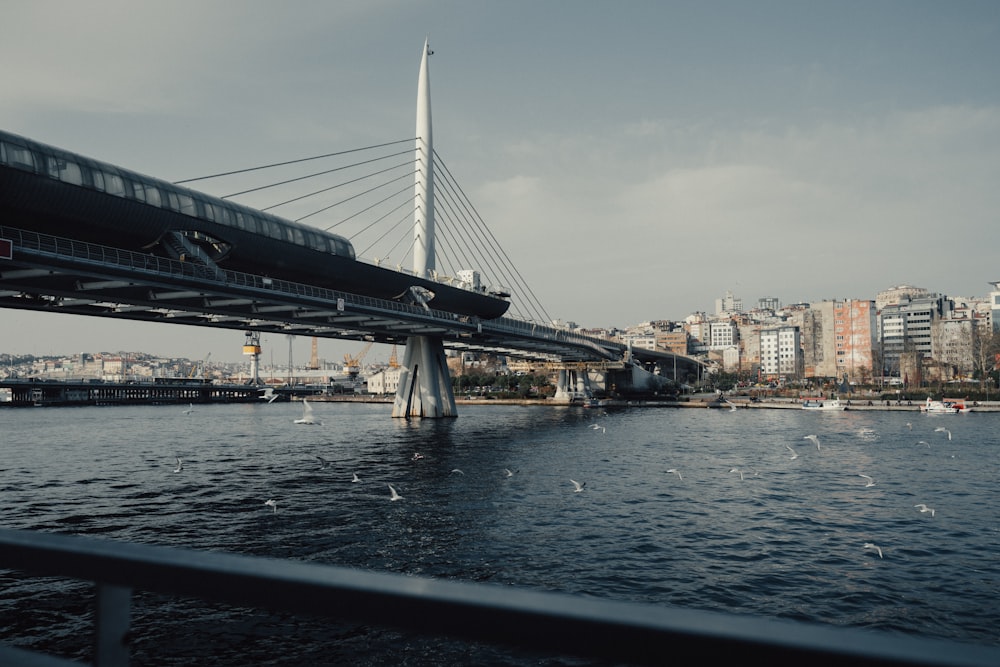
(95, 582), (132, 667)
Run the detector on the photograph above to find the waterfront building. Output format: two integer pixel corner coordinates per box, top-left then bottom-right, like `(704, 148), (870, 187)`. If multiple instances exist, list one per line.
(708, 319), (738, 350)
(990, 281), (1000, 333)
(760, 326), (802, 381)
(878, 293), (952, 379)
(833, 300), (877, 384)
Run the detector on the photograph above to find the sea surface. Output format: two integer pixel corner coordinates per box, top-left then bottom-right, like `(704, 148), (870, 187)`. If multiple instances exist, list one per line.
(1, 401), (998, 665)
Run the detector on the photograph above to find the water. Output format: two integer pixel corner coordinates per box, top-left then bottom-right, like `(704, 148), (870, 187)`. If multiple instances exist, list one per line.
(1, 402), (998, 664)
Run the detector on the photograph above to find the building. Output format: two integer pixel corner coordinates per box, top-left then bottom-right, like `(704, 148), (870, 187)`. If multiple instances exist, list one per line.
(366, 367), (402, 395)
(760, 326), (802, 380)
(833, 299), (877, 384)
(879, 293), (952, 378)
(708, 320), (738, 350)
(715, 290), (742, 316)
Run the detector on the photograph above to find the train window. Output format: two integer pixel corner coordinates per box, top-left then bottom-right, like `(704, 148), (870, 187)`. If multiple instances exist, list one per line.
(46, 157), (83, 186)
(216, 205), (234, 226)
(176, 193), (196, 216)
(201, 201), (217, 222)
(263, 219), (283, 240)
(291, 228), (305, 245)
(91, 170), (105, 191)
(131, 181), (146, 202)
(104, 172), (125, 196)
(144, 185), (162, 207)
(303, 231), (325, 252)
(1, 142), (36, 171)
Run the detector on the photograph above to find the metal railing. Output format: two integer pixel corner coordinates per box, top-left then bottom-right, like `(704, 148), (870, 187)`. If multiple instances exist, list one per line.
(1, 528), (997, 667)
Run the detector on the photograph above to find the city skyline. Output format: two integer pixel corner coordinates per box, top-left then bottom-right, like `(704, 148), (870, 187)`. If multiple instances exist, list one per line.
(2, 2), (998, 361)
(1, 279), (993, 365)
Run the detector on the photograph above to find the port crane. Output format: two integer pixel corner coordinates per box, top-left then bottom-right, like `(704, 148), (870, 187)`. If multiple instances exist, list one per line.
(343, 341), (374, 378)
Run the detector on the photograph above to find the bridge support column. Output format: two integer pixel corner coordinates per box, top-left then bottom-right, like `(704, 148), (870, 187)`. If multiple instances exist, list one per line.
(392, 335), (457, 419)
(553, 368), (592, 403)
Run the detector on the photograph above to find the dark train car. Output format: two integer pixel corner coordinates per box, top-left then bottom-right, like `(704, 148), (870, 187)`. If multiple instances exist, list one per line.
(0, 130), (509, 319)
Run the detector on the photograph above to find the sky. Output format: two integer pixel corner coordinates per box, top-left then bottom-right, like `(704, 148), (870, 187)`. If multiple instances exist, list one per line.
(2, 1), (999, 364)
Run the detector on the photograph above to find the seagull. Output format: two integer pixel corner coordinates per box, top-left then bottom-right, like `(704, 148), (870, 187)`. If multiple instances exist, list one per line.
(784, 444), (799, 460)
(450, 468), (465, 475)
(914, 503), (935, 517)
(729, 467), (744, 481)
(182, 403), (194, 415)
(858, 474), (875, 487)
(863, 543), (883, 559)
(351, 472), (361, 483)
(264, 499), (277, 513)
(589, 424), (606, 433)
(905, 422), (912, 430)
(804, 434), (821, 450)
(916, 440), (931, 448)
(504, 468), (514, 478)
(388, 484), (403, 501)
(293, 398), (322, 425)
(667, 468), (683, 480)
(316, 456), (332, 469)
(570, 479), (586, 492)
(411, 452), (424, 461)
(934, 427), (952, 441)
(173, 457), (183, 473)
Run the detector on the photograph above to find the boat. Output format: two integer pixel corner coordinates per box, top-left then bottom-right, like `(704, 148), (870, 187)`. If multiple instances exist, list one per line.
(920, 397), (971, 414)
(801, 397), (845, 411)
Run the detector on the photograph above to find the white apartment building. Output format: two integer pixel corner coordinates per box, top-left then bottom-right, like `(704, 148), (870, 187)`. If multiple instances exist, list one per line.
(760, 326), (802, 379)
(709, 320), (738, 350)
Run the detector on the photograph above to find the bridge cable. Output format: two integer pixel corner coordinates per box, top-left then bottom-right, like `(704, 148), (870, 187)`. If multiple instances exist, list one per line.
(172, 139), (416, 184)
(435, 151), (552, 323)
(433, 152), (548, 321)
(294, 174), (416, 223)
(223, 152), (414, 200)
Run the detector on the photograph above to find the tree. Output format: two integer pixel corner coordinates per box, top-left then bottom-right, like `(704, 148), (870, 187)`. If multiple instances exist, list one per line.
(971, 326), (1000, 392)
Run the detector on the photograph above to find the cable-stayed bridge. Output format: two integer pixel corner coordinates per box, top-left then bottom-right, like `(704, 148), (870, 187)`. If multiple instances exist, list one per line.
(0, 42), (700, 416)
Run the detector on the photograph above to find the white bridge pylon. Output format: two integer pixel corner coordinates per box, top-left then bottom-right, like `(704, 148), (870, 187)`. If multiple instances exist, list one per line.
(392, 39), (457, 419)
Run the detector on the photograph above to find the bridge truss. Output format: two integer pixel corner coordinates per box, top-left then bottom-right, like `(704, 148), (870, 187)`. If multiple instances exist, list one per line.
(0, 226), (645, 365)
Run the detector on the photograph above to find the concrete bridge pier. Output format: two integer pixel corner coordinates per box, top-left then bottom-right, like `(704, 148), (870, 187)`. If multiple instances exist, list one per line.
(392, 335), (457, 418)
(553, 368), (594, 402)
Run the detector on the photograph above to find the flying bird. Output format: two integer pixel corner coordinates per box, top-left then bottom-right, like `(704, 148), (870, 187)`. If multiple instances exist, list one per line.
(316, 456), (332, 469)
(589, 424), (606, 433)
(182, 403), (194, 415)
(570, 479), (586, 492)
(906, 422), (912, 430)
(451, 468), (465, 475)
(264, 499), (277, 513)
(412, 452), (424, 461)
(729, 467), (744, 481)
(916, 440), (931, 448)
(351, 472), (361, 483)
(667, 468), (683, 480)
(858, 474), (875, 487)
(934, 427), (952, 441)
(914, 503), (935, 517)
(863, 543), (883, 559)
(173, 458), (183, 473)
(293, 398), (322, 425)
(504, 468), (514, 478)
(388, 484), (403, 501)
(804, 434), (821, 450)
(784, 444), (798, 460)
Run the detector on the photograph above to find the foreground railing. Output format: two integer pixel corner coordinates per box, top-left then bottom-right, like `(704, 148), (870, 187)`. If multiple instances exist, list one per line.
(1, 529), (997, 667)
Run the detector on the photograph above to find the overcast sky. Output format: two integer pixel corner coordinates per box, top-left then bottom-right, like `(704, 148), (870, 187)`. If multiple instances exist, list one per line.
(2, 1), (999, 364)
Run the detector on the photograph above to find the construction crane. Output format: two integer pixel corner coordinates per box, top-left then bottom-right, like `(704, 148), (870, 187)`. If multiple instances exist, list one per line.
(343, 341), (374, 378)
(189, 352), (211, 379)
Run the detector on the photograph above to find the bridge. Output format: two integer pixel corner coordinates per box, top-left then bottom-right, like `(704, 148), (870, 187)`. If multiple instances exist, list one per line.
(0, 41), (701, 416)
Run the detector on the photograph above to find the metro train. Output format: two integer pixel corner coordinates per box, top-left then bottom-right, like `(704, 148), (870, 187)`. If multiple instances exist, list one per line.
(0, 129), (510, 319)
